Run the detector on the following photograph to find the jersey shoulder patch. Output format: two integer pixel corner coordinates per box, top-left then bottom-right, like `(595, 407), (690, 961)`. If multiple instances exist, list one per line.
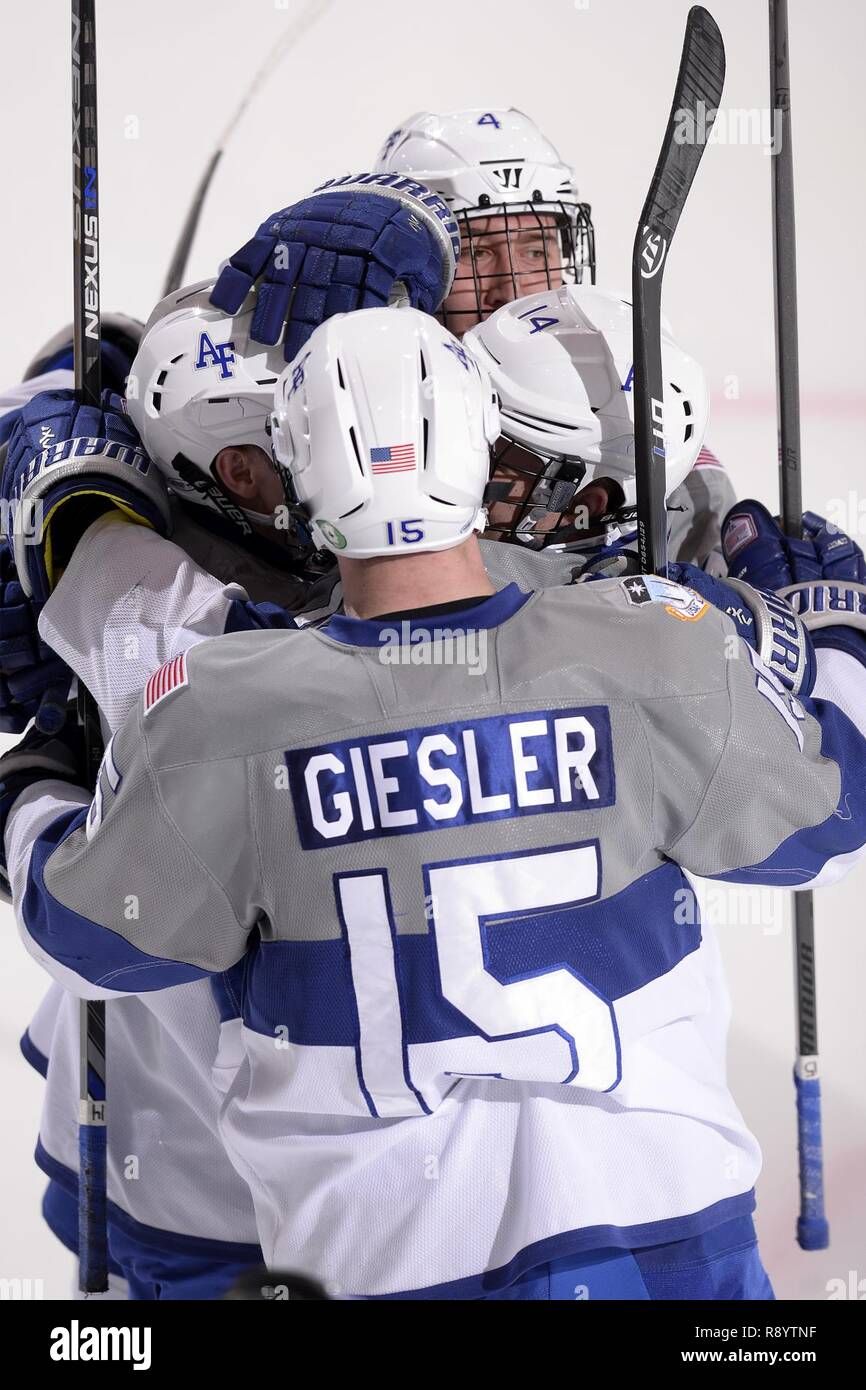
(144, 652), (189, 716)
(619, 575), (709, 623)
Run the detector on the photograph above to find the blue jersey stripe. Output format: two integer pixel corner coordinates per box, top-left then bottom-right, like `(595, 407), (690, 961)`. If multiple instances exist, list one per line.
(711, 696), (866, 885)
(367, 1191), (757, 1299)
(242, 860), (701, 1043)
(23, 808), (210, 991)
(320, 583), (531, 648)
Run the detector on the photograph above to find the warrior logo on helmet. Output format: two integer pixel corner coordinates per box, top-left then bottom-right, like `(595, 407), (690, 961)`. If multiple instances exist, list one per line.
(373, 108), (596, 338)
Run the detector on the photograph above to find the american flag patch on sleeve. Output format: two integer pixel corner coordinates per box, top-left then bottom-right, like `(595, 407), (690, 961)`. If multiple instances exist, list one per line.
(144, 652), (189, 716)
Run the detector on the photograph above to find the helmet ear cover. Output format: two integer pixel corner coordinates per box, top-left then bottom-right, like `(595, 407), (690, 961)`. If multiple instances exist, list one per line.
(267, 447), (318, 550)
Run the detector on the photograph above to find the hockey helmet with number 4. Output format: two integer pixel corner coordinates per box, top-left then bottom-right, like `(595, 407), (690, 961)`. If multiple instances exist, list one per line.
(464, 283), (709, 545)
(270, 308), (501, 558)
(374, 109), (596, 323)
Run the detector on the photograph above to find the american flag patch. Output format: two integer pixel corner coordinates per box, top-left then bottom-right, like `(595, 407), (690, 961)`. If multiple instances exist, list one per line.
(144, 652), (189, 716)
(371, 444), (416, 474)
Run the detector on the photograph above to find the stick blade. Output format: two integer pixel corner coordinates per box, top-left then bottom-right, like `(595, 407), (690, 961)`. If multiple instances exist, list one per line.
(637, 6), (726, 255)
(632, 6), (725, 576)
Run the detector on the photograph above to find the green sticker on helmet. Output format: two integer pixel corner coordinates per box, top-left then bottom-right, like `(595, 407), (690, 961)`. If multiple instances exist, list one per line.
(318, 520), (347, 550)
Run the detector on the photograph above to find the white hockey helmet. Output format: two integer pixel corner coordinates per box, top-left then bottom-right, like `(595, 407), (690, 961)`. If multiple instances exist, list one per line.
(374, 109), (596, 328)
(25, 313), (145, 395)
(271, 307), (501, 558)
(465, 284), (709, 547)
(125, 280), (285, 535)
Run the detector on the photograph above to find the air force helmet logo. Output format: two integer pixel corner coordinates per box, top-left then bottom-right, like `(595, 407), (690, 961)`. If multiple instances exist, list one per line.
(195, 331), (236, 380)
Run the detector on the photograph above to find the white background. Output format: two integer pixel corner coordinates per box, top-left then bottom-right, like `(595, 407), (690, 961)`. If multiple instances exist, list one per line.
(0, 0), (863, 1300)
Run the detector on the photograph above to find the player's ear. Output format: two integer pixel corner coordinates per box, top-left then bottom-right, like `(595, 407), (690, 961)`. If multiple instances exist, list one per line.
(212, 446), (258, 500)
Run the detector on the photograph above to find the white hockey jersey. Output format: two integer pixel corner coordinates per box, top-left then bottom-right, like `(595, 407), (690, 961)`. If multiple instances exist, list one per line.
(9, 561), (866, 1296)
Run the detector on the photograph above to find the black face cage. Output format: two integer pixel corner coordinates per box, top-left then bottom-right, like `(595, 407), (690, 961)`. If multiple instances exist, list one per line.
(483, 439), (634, 550)
(440, 199), (596, 336)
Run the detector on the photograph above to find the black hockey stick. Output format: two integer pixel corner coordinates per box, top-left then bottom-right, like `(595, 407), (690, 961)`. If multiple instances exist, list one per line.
(72, 0), (108, 1293)
(632, 6), (725, 576)
(769, 0), (829, 1252)
(161, 0), (334, 297)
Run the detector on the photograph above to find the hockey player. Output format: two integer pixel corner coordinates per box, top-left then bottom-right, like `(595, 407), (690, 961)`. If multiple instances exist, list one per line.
(0, 276), (726, 1296)
(1, 280), (694, 1297)
(4, 306), (866, 1299)
(465, 282), (707, 559)
(0, 227), (732, 1297)
(373, 108), (730, 570)
(374, 108), (597, 337)
(0, 296), (297, 1297)
(0, 178), (464, 1296)
(210, 113), (732, 572)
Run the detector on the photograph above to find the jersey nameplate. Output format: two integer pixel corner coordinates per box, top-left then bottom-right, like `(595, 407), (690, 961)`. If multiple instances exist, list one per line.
(286, 706), (615, 849)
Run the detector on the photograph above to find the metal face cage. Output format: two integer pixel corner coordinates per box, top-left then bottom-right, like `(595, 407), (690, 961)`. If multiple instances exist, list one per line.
(483, 439), (633, 551)
(440, 199), (596, 337)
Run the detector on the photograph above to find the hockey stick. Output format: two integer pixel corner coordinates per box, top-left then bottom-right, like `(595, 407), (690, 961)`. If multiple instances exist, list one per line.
(161, 0), (335, 297)
(632, 6), (725, 576)
(72, 0), (108, 1293)
(769, 0), (829, 1252)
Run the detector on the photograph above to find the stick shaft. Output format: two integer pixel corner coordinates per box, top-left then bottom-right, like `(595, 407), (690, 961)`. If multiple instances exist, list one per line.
(769, 0), (828, 1251)
(72, 0), (108, 1293)
(161, 0), (335, 296)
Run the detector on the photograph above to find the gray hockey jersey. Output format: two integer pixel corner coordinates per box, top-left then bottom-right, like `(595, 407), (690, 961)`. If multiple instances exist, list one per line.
(11, 576), (866, 1296)
(15, 515), (648, 1262)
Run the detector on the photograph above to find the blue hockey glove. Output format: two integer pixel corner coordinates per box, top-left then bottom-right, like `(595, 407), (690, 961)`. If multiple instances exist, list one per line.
(210, 173), (461, 361)
(2, 389), (171, 604)
(722, 499), (866, 668)
(578, 544), (814, 696)
(0, 538), (72, 733)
